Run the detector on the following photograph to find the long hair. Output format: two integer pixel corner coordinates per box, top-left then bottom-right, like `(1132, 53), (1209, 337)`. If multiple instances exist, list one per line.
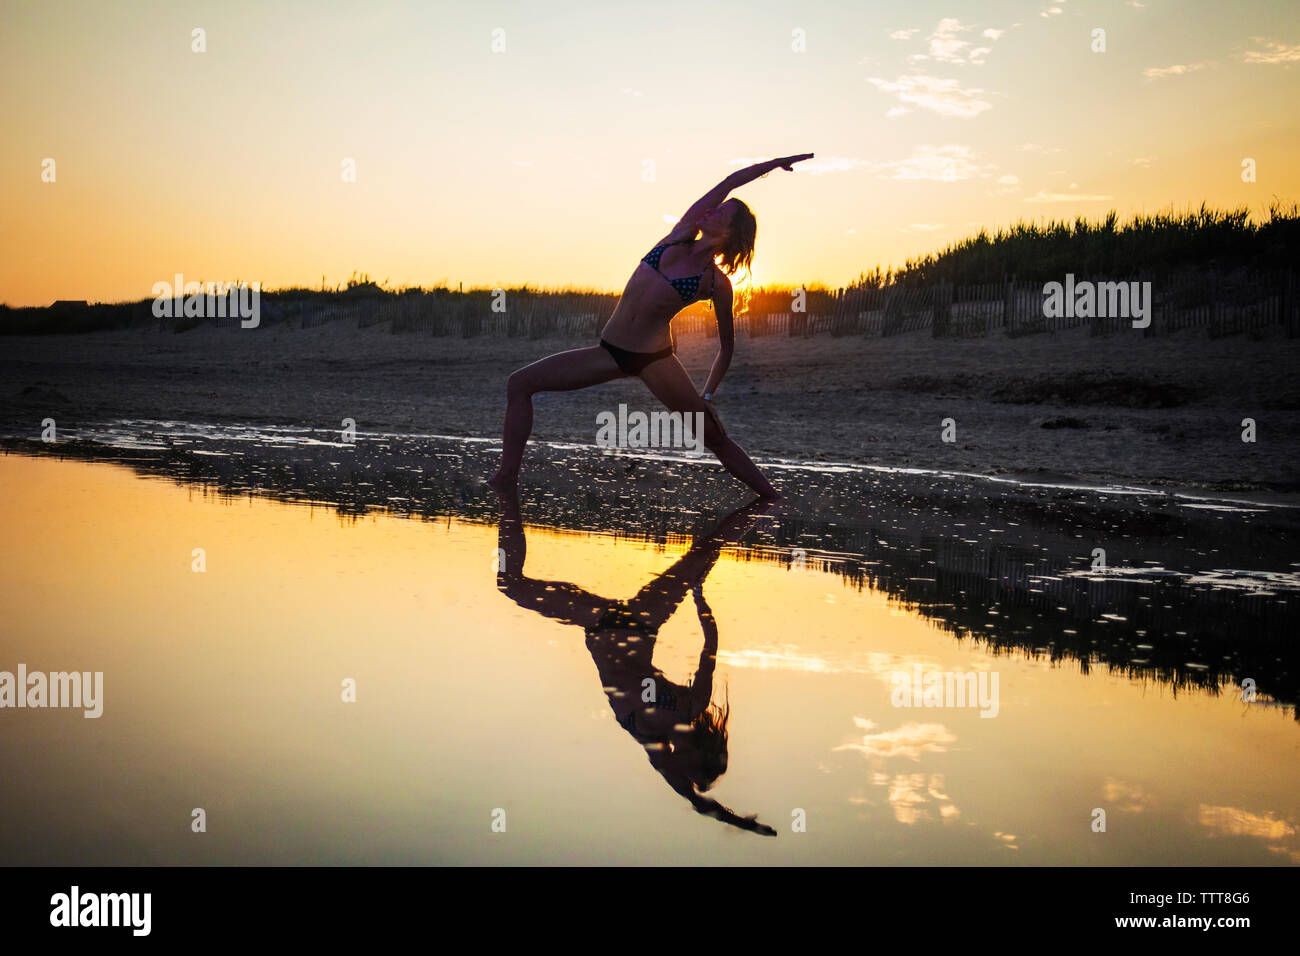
(714, 199), (757, 317)
(716, 199), (756, 277)
(686, 684), (731, 790)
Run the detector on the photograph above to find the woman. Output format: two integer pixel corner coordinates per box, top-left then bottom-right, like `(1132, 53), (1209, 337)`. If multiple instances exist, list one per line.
(490, 153), (815, 498)
(495, 485), (779, 835)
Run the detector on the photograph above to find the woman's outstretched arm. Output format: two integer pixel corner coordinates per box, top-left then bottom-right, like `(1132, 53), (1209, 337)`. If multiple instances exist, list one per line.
(728, 153), (816, 188)
(674, 153), (815, 229)
(647, 750), (777, 836)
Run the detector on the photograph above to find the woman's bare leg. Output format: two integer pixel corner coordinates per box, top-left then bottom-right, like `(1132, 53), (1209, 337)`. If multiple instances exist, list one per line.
(637, 356), (780, 499)
(490, 346), (626, 488)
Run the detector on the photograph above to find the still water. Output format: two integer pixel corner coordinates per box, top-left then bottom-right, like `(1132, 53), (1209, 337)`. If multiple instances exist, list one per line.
(0, 429), (1297, 865)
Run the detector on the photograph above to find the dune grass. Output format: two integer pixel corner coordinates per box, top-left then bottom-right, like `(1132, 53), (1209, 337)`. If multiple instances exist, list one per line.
(855, 202), (1300, 289)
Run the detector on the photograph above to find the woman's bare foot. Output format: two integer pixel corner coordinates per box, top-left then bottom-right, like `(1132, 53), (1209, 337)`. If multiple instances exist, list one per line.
(749, 476), (782, 500)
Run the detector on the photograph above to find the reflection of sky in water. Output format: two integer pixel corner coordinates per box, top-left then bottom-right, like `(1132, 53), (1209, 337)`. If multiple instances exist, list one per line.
(0, 446), (1297, 865)
(1197, 806), (1298, 863)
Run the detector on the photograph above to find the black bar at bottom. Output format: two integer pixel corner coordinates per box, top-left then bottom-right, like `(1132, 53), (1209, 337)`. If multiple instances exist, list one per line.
(2, 866), (1294, 942)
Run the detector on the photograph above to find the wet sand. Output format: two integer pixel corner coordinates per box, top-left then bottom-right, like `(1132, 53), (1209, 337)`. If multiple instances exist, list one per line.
(4, 322), (1298, 494)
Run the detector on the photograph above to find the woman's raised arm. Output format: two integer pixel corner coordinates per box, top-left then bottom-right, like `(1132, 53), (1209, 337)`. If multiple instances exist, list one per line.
(674, 153), (815, 229)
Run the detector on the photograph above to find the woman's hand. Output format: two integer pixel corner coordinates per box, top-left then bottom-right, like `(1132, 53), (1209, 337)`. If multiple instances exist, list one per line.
(778, 152), (814, 171)
(731, 154), (816, 189)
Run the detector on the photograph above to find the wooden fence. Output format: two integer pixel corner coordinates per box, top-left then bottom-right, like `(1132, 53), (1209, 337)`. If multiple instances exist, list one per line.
(166, 269), (1298, 340)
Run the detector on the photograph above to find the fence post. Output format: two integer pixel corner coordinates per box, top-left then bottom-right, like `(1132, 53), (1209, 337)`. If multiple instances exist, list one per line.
(931, 280), (950, 337)
(791, 308), (807, 337)
(1002, 276), (1013, 334)
(1207, 271), (1219, 336)
(1285, 270), (1298, 338)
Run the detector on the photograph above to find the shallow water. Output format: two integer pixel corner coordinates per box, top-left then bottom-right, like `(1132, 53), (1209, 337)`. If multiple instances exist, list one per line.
(0, 428), (1297, 864)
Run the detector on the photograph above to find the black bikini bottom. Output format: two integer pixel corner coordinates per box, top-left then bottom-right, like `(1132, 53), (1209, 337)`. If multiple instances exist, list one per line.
(600, 338), (673, 375)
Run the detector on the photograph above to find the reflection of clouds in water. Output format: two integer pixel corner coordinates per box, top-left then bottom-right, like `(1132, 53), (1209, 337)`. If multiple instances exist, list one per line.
(836, 717), (957, 760)
(718, 647), (943, 677)
(1198, 804), (1299, 861)
(717, 648), (837, 673)
(1103, 778), (1153, 813)
(840, 718), (964, 826)
(869, 771), (961, 825)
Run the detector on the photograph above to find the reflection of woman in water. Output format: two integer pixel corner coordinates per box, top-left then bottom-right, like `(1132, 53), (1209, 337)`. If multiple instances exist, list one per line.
(489, 153), (815, 499)
(495, 487), (778, 835)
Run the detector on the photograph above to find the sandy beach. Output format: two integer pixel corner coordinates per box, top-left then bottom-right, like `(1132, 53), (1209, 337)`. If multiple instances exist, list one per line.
(4, 322), (1297, 495)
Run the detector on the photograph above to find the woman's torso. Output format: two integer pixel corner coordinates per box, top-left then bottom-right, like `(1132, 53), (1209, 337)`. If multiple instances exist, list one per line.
(586, 626), (688, 738)
(601, 238), (718, 352)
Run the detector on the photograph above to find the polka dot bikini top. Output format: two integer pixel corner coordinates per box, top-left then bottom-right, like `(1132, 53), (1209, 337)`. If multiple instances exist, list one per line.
(642, 238), (711, 304)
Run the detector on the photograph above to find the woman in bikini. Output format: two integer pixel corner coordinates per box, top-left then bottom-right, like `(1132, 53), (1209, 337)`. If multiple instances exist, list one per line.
(489, 153), (815, 499)
(495, 484), (779, 835)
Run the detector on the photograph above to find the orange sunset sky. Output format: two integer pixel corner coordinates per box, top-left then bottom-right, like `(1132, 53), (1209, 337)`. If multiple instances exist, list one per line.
(2, 0), (1297, 307)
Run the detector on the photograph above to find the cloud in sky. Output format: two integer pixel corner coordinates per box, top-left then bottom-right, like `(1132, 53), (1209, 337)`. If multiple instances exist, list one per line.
(789, 156), (873, 175)
(1017, 142), (1064, 154)
(904, 19), (1005, 66)
(869, 74), (993, 117)
(873, 145), (997, 182)
(1144, 62), (1209, 79)
(991, 174), (1022, 196)
(1242, 38), (1300, 64)
(1025, 188), (1114, 202)
(927, 18), (971, 62)
(889, 28), (918, 40)
(770, 149), (996, 183)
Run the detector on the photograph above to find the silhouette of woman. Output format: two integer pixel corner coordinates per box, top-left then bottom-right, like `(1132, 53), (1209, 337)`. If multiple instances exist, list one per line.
(490, 153), (815, 499)
(495, 486), (779, 835)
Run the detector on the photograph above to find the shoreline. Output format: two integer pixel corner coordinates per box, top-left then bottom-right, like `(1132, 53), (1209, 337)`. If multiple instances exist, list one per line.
(4, 322), (1298, 496)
